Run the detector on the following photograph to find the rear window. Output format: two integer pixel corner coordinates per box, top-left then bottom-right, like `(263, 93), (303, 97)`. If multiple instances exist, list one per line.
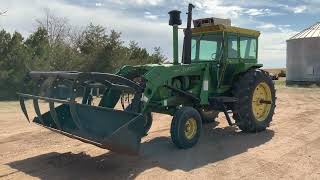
(227, 35), (238, 59)
(240, 37), (257, 59)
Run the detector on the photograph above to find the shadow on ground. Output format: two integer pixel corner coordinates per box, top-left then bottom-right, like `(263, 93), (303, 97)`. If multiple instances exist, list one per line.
(5, 125), (274, 179)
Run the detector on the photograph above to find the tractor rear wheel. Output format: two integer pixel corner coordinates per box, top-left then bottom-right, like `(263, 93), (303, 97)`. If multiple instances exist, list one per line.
(232, 69), (276, 132)
(170, 107), (202, 149)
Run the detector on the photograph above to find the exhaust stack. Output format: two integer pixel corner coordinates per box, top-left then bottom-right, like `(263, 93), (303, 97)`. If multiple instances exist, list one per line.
(182, 3), (195, 64)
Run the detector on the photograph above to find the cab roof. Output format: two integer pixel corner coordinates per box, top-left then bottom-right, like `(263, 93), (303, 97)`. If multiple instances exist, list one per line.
(192, 24), (260, 37)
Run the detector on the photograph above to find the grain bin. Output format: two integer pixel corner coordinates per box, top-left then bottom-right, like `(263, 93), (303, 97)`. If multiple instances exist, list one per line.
(287, 22), (320, 85)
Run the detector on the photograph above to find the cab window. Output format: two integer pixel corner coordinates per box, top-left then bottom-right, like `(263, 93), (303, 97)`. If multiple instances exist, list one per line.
(227, 35), (238, 58)
(240, 37), (257, 59)
(191, 35), (223, 62)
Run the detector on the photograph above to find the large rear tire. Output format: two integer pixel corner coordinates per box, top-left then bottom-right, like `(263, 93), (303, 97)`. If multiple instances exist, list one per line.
(170, 107), (202, 149)
(232, 69), (276, 132)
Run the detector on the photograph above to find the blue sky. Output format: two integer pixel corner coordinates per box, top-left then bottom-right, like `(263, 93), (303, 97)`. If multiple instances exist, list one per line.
(1, 0), (319, 68)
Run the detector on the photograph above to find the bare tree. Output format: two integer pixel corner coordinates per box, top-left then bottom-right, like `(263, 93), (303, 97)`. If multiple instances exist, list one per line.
(36, 9), (70, 46)
(68, 25), (85, 49)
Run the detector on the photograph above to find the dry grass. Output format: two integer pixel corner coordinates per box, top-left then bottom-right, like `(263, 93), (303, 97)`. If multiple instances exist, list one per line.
(274, 78), (286, 88)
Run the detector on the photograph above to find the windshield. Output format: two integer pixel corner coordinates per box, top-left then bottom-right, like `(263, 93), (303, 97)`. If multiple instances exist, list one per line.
(191, 34), (223, 62)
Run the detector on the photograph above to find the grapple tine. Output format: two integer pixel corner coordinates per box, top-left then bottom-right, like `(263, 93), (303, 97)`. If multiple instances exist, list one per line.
(67, 80), (84, 131)
(47, 76), (63, 130)
(49, 102), (62, 130)
(81, 87), (90, 104)
(69, 103), (83, 131)
(19, 96), (30, 122)
(33, 99), (45, 125)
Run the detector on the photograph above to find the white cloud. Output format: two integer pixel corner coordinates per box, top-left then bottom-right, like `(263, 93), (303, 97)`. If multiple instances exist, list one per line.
(257, 23), (276, 29)
(192, 0), (243, 18)
(144, 12), (158, 20)
(245, 8), (271, 16)
(95, 2), (103, 7)
(245, 8), (282, 16)
(292, 5), (307, 14)
(108, 0), (165, 6)
(278, 4), (309, 14)
(133, 0), (164, 6)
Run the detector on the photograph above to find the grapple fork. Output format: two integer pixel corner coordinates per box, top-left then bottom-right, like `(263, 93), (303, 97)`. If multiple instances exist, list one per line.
(18, 71), (146, 155)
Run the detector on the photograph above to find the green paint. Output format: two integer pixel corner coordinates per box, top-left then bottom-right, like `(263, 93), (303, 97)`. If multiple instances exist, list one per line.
(173, 25), (179, 65)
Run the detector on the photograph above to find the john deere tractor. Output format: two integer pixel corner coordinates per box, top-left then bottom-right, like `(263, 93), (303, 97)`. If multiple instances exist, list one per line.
(19, 4), (276, 155)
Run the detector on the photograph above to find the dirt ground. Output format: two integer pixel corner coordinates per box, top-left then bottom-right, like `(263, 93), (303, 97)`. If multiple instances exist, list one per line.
(1, 85), (320, 180)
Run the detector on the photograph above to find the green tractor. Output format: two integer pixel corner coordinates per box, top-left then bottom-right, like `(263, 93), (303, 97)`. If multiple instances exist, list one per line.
(19, 4), (276, 155)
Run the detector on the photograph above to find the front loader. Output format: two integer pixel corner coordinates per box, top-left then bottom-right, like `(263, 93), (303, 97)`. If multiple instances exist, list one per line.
(19, 4), (276, 155)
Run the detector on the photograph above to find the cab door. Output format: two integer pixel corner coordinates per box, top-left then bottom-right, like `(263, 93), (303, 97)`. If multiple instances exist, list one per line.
(219, 33), (239, 89)
(191, 33), (223, 92)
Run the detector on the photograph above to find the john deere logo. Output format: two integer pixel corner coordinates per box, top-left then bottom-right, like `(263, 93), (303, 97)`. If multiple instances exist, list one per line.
(173, 66), (200, 73)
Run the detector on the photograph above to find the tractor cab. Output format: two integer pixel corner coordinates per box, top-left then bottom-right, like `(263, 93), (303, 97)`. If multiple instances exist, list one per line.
(190, 19), (260, 64)
(169, 8), (262, 90)
(188, 18), (261, 89)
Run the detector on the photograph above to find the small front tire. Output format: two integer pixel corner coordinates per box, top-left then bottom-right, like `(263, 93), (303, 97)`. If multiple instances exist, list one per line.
(170, 107), (202, 149)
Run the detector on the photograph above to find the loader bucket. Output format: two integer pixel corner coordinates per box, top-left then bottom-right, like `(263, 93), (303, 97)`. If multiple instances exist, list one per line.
(18, 71), (146, 155)
(19, 95), (145, 155)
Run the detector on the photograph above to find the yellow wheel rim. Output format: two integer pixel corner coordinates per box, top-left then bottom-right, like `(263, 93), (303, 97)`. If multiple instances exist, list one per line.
(184, 118), (197, 140)
(252, 82), (272, 122)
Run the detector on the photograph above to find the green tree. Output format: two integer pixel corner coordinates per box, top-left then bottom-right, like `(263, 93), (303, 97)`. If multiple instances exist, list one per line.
(0, 19), (167, 100)
(76, 24), (127, 72)
(0, 31), (30, 99)
(0, 30), (11, 60)
(150, 47), (167, 64)
(25, 27), (50, 70)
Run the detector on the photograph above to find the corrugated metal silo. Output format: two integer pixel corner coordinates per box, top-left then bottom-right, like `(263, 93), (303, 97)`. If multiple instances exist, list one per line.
(286, 22), (320, 84)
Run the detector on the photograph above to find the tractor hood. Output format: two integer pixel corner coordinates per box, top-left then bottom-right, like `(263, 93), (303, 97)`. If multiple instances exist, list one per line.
(118, 63), (208, 111)
(118, 63), (207, 81)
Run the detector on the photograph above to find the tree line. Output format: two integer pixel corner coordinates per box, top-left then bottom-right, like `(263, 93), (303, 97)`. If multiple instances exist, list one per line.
(0, 11), (166, 100)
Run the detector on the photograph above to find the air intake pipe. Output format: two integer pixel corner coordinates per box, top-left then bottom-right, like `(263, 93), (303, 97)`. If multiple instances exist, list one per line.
(182, 3), (195, 64)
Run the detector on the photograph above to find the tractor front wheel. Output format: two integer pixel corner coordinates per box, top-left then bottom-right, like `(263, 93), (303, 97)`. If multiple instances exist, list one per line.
(170, 107), (202, 149)
(233, 69), (276, 132)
